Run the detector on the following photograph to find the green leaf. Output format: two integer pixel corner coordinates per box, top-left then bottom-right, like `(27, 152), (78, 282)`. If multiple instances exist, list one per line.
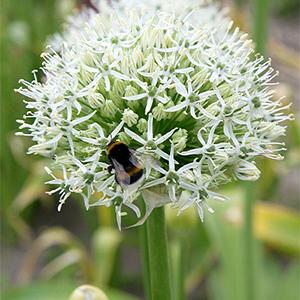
(2, 280), (142, 300)
(204, 187), (268, 300)
(2, 280), (77, 300)
(254, 202), (300, 255)
(16, 227), (92, 284)
(273, 261), (300, 300)
(91, 227), (123, 287)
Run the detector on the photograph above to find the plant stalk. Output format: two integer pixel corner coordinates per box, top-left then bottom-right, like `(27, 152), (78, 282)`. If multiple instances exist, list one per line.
(146, 206), (173, 300)
(244, 181), (256, 300)
(251, 0), (270, 55)
(139, 200), (151, 300)
(172, 235), (186, 300)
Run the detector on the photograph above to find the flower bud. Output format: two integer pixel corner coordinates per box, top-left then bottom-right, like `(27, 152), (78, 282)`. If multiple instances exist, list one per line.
(102, 100), (118, 118)
(69, 285), (109, 300)
(87, 91), (105, 108)
(122, 108), (138, 127)
(152, 103), (167, 121)
(137, 118), (147, 133)
(172, 128), (188, 152)
(233, 160), (261, 181)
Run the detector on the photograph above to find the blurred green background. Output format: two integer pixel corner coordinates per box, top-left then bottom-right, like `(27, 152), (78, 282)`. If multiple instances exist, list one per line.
(1, 0), (299, 299)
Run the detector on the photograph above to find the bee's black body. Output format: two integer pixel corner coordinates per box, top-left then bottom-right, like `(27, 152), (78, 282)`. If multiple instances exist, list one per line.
(107, 141), (143, 188)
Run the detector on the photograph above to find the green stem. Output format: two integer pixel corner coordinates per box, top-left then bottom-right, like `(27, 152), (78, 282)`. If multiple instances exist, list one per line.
(244, 181), (256, 300)
(171, 235), (186, 300)
(146, 206), (173, 300)
(251, 0), (270, 55)
(139, 200), (152, 300)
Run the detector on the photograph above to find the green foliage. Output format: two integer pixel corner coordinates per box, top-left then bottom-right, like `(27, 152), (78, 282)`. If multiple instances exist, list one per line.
(2, 279), (141, 300)
(203, 188), (300, 300)
(0, 0), (66, 243)
(255, 202), (300, 255)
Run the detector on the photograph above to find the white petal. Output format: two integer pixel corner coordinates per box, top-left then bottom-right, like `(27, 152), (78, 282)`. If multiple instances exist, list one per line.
(74, 100), (82, 115)
(208, 191), (232, 202)
(124, 128), (146, 144)
(44, 132), (64, 144)
(111, 120), (125, 138)
(147, 113), (153, 140)
(174, 79), (188, 97)
(196, 201), (204, 222)
(91, 123), (105, 138)
(68, 153), (87, 172)
(169, 144), (175, 170)
(70, 111), (96, 126)
(155, 148), (172, 162)
(156, 95), (168, 104)
(164, 101), (188, 112)
(174, 67), (194, 74)
(145, 97), (153, 114)
(125, 203), (141, 218)
(123, 93), (147, 101)
(155, 127), (177, 145)
(110, 70), (130, 81)
(179, 148), (203, 156)
(141, 177), (165, 189)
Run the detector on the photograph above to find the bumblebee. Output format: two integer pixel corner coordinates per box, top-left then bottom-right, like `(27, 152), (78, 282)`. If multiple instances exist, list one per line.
(107, 141), (160, 190)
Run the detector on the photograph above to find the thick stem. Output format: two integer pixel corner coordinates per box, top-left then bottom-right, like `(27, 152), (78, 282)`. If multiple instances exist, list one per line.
(251, 0), (270, 55)
(172, 235), (186, 300)
(146, 206), (173, 300)
(139, 200), (151, 300)
(244, 181), (256, 300)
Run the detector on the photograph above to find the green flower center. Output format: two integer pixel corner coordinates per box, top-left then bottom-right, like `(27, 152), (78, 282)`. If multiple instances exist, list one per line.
(164, 65), (175, 74)
(102, 63), (109, 71)
(111, 37), (119, 44)
(251, 97), (261, 108)
(60, 120), (69, 130)
(206, 145), (216, 153)
(199, 189), (209, 199)
(61, 183), (70, 193)
(148, 86), (158, 97)
(239, 146), (250, 158)
(113, 196), (123, 206)
(145, 140), (157, 150)
(217, 62), (225, 69)
(224, 105), (233, 116)
(84, 173), (94, 185)
(188, 92), (200, 103)
(166, 171), (180, 185)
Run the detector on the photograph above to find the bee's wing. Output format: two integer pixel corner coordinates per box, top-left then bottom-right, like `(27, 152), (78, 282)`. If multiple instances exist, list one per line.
(111, 158), (131, 186)
(144, 153), (161, 168)
(128, 148), (143, 168)
(135, 151), (161, 169)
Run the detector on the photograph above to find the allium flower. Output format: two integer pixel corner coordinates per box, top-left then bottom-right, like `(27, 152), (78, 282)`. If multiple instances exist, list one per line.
(16, 3), (293, 229)
(48, 0), (229, 50)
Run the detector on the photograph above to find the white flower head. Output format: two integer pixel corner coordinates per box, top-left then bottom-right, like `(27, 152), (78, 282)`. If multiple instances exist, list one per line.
(16, 0), (292, 228)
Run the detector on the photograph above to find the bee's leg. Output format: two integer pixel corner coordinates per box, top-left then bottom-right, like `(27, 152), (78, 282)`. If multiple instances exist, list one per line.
(108, 165), (113, 174)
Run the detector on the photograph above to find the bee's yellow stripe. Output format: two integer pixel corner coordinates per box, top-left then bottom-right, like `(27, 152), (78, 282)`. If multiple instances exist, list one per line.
(107, 141), (124, 155)
(127, 166), (142, 176)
